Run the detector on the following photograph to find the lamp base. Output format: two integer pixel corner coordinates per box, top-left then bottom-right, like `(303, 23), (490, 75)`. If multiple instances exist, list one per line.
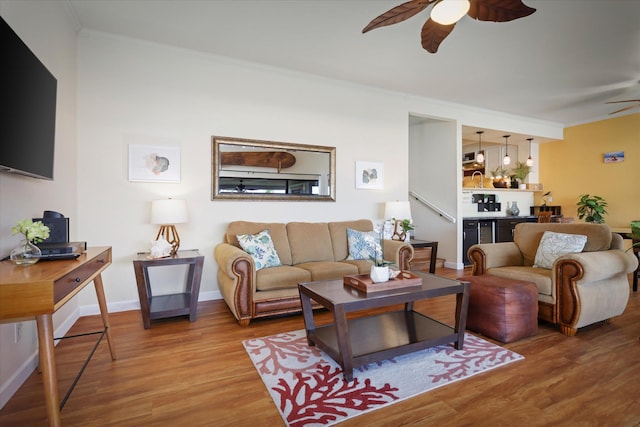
(391, 219), (406, 241)
(155, 225), (180, 256)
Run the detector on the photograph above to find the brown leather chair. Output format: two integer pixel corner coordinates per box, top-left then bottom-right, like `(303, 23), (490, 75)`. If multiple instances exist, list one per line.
(537, 211), (552, 223)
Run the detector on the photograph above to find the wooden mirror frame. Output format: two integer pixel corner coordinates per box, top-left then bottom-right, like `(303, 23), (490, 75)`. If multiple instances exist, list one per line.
(212, 136), (336, 201)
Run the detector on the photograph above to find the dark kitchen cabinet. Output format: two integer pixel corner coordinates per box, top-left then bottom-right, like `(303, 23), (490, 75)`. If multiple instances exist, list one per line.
(463, 220), (479, 266)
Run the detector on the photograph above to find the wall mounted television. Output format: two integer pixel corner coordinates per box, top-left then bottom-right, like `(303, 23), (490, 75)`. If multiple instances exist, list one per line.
(0, 16), (57, 180)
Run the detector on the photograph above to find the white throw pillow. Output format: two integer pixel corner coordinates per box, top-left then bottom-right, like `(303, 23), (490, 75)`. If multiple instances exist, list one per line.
(346, 228), (381, 262)
(237, 229), (282, 270)
(533, 231), (587, 269)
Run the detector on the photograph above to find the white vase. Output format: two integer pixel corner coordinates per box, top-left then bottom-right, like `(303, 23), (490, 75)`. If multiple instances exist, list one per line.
(519, 183), (527, 189)
(370, 265), (390, 283)
(9, 239), (42, 265)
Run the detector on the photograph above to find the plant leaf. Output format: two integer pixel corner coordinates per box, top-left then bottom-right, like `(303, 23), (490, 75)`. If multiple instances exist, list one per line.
(363, 0), (432, 33)
(467, 0), (536, 22)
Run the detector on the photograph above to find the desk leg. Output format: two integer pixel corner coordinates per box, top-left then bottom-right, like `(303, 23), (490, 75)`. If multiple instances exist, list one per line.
(429, 242), (438, 274)
(454, 282), (470, 350)
(333, 306), (354, 381)
(36, 314), (61, 427)
(94, 274), (116, 360)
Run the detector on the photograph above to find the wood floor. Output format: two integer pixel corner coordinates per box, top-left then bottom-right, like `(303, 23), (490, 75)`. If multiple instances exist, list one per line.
(1, 267), (639, 426)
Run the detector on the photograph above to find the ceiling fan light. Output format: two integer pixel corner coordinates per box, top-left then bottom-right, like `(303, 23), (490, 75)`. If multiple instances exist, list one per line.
(431, 0), (471, 25)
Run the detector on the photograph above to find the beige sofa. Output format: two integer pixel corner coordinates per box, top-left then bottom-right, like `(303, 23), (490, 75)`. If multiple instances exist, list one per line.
(468, 223), (638, 336)
(214, 219), (414, 326)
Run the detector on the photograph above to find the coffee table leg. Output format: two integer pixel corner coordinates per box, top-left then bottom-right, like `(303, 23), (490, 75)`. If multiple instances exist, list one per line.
(298, 288), (316, 346)
(454, 282), (470, 350)
(333, 306), (354, 381)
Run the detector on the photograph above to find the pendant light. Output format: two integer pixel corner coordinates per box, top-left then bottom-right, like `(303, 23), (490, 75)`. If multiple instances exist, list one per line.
(503, 135), (511, 165)
(526, 138), (534, 166)
(476, 131), (485, 163)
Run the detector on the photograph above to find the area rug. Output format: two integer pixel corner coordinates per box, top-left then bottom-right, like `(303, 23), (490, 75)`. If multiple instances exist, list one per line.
(243, 330), (523, 427)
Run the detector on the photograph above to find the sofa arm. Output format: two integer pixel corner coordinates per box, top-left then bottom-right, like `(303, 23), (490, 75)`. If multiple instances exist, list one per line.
(214, 243), (256, 325)
(557, 249), (639, 283)
(383, 239), (413, 270)
(468, 242), (523, 275)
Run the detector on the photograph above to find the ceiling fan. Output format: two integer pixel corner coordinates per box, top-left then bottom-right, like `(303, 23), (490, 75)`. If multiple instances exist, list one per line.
(363, 0), (536, 53)
(607, 99), (640, 115)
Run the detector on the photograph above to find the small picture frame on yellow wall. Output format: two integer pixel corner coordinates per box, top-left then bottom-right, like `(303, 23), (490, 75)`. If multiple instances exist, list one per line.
(603, 151), (624, 163)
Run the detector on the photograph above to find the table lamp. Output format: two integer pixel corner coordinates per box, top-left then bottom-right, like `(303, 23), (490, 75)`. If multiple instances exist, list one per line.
(385, 201), (412, 241)
(150, 199), (188, 256)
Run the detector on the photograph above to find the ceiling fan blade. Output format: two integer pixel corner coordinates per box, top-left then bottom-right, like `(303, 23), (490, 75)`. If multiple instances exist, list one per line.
(608, 104), (640, 115)
(467, 0), (536, 22)
(363, 0), (432, 33)
(606, 99), (640, 104)
(421, 18), (456, 53)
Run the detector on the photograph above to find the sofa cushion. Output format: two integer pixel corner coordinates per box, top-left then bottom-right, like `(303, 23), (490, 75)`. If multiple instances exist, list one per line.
(287, 222), (334, 264)
(237, 229), (282, 270)
(346, 228), (380, 262)
(514, 223), (612, 266)
(341, 259), (375, 274)
(225, 221), (292, 265)
(533, 231), (587, 269)
(255, 265), (312, 291)
(296, 261), (359, 281)
(328, 220), (374, 261)
(487, 266), (553, 297)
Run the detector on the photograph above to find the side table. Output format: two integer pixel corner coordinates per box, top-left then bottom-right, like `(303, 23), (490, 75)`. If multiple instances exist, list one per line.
(133, 250), (204, 329)
(409, 239), (438, 274)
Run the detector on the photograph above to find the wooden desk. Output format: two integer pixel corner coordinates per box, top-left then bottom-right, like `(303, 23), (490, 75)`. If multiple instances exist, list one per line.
(0, 247), (116, 427)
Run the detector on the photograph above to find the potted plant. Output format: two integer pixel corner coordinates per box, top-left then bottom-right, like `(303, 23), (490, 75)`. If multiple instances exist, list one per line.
(576, 194), (608, 224)
(511, 161), (531, 189)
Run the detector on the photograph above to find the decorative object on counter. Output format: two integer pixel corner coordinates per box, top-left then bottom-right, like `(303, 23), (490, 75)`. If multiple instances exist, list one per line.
(511, 161), (531, 189)
(576, 194), (608, 224)
(526, 138), (534, 166)
(385, 201), (413, 241)
(10, 219), (50, 265)
(490, 166), (509, 188)
(150, 198), (189, 256)
(510, 202), (520, 216)
(502, 135), (511, 166)
(476, 131), (485, 163)
(541, 191), (552, 206)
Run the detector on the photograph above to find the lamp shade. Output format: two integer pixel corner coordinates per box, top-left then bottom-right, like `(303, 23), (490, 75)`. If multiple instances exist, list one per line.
(150, 199), (188, 225)
(385, 201), (412, 221)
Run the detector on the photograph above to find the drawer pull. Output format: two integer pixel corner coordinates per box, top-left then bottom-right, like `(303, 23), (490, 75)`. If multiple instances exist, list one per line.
(97, 259), (106, 264)
(74, 277), (82, 283)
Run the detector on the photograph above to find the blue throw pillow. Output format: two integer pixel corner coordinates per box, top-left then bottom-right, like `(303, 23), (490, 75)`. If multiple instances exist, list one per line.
(237, 229), (282, 270)
(346, 228), (381, 262)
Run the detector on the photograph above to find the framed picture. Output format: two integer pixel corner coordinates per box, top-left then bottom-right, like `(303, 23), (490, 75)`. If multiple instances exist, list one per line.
(128, 144), (181, 182)
(355, 161), (384, 190)
(603, 151), (624, 163)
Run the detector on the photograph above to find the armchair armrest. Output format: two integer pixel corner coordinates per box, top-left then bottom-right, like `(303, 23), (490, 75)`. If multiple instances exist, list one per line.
(557, 249), (639, 283)
(468, 242), (523, 275)
(214, 243), (256, 325)
(383, 239), (414, 270)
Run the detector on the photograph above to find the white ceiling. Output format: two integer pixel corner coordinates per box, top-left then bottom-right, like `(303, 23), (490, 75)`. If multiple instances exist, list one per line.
(66, 0), (640, 141)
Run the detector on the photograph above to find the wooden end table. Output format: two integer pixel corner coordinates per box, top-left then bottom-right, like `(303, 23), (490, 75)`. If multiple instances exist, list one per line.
(133, 250), (204, 329)
(409, 239), (438, 274)
(298, 271), (469, 381)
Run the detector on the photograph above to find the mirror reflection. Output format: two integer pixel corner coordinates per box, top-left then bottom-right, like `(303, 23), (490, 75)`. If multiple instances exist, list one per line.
(212, 136), (336, 201)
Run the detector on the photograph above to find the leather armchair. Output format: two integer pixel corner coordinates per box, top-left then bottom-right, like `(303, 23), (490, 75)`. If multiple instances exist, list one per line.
(468, 223), (638, 336)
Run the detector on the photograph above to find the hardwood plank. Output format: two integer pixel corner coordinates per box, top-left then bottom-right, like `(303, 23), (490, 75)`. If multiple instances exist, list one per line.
(1, 267), (639, 426)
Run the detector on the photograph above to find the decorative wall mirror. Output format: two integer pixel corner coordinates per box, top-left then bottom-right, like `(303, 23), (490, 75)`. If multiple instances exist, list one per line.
(212, 136), (336, 201)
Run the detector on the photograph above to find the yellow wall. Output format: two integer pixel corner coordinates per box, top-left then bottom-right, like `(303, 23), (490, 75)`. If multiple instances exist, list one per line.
(538, 113), (639, 228)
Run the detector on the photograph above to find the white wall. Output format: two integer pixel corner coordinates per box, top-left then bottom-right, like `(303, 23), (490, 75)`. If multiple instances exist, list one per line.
(0, 0), (78, 408)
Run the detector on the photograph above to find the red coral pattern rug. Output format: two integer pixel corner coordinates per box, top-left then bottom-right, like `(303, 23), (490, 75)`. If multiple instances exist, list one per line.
(243, 330), (523, 427)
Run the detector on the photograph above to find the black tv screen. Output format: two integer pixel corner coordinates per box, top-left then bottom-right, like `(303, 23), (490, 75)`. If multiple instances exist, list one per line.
(0, 16), (57, 180)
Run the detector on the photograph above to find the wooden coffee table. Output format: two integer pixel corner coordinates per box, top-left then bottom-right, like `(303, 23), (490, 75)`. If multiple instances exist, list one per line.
(298, 272), (470, 381)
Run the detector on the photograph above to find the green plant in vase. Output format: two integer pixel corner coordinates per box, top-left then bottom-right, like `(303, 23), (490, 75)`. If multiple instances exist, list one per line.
(576, 194), (608, 224)
(511, 161), (531, 188)
(10, 219), (50, 265)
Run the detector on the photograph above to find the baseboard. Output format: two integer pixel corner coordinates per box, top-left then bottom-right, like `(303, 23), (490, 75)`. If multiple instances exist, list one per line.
(444, 260), (466, 270)
(79, 291), (223, 316)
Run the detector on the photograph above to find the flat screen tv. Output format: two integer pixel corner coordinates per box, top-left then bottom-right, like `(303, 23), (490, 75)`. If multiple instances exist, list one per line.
(0, 16), (57, 180)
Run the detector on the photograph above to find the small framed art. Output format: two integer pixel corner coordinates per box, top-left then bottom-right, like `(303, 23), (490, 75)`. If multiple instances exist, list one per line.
(603, 151), (624, 163)
(355, 161), (384, 190)
(128, 144), (181, 182)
